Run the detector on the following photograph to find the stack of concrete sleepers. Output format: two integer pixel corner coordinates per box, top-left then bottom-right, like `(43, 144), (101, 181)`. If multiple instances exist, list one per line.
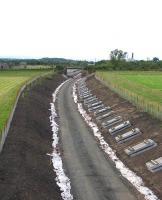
(146, 157), (162, 172)
(124, 139), (157, 157)
(77, 79), (160, 173)
(115, 128), (141, 143)
(109, 121), (131, 135)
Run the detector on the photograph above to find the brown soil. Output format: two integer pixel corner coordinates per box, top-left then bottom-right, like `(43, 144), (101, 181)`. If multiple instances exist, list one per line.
(0, 73), (66, 200)
(86, 75), (162, 199)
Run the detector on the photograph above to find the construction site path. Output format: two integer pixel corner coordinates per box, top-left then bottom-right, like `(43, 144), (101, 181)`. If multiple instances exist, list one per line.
(58, 79), (137, 200)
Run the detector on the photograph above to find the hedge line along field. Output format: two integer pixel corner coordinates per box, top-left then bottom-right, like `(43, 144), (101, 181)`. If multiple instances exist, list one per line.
(0, 69), (53, 132)
(96, 71), (162, 120)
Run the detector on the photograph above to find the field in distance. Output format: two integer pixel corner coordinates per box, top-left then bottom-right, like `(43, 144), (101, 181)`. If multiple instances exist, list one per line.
(96, 71), (162, 120)
(13, 65), (54, 69)
(0, 68), (53, 132)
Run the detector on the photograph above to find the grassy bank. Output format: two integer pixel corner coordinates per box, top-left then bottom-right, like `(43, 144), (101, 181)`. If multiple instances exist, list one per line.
(96, 71), (162, 120)
(0, 69), (53, 132)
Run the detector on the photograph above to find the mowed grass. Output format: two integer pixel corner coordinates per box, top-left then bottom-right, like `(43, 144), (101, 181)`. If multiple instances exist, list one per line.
(96, 71), (162, 120)
(0, 69), (53, 132)
(14, 65), (54, 69)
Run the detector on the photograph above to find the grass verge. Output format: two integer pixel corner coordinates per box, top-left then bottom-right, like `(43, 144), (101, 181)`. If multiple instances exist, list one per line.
(96, 71), (162, 120)
(0, 69), (54, 132)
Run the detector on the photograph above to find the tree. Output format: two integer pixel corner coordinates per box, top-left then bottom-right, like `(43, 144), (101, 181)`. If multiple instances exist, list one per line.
(153, 57), (159, 63)
(110, 49), (127, 61)
(110, 49), (127, 69)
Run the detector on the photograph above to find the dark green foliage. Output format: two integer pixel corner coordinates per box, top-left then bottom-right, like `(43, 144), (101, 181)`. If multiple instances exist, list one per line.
(55, 64), (66, 74)
(95, 49), (162, 71)
(110, 49), (127, 61)
(0, 58), (89, 69)
(95, 60), (162, 71)
(153, 57), (160, 63)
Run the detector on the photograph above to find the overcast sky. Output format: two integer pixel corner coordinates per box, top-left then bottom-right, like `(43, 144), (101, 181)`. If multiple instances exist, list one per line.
(0, 0), (161, 61)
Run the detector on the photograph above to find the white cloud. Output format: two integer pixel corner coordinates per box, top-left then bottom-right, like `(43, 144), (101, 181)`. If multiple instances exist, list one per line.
(0, 0), (162, 60)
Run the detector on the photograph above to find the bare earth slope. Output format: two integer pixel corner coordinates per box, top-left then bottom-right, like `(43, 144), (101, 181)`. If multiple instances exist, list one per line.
(57, 79), (137, 200)
(0, 74), (65, 200)
(86, 75), (162, 199)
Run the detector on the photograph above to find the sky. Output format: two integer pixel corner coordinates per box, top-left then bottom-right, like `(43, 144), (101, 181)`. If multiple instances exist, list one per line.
(0, 0), (162, 61)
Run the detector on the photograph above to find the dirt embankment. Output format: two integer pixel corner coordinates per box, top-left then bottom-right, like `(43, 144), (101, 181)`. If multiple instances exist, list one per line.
(86, 75), (162, 199)
(0, 73), (66, 200)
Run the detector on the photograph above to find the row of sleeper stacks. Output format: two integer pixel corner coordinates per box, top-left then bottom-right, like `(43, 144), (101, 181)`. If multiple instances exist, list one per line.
(77, 78), (162, 173)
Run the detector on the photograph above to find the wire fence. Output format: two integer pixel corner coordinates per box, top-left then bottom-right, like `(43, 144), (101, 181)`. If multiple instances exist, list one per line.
(0, 71), (54, 153)
(96, 71), (162, 121)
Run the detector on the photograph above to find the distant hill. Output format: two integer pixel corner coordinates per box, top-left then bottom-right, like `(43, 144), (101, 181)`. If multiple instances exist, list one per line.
(0, 57), (91, 68)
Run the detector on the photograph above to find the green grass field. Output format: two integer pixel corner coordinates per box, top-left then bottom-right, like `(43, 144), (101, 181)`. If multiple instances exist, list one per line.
(96, 71), (162, 120)
(13, 65), (55, 69)
(0, 69), (53, 132)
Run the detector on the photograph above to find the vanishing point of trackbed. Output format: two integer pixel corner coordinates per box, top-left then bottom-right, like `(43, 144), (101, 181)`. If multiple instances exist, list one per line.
(57, 79), (137, 200)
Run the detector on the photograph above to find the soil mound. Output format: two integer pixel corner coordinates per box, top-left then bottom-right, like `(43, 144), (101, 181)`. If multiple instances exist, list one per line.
(0, 74), (66, 200)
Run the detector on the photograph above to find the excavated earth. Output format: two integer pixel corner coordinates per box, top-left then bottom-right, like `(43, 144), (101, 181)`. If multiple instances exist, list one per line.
(0, 73), (66, 200)
(86, 75), (162, 200)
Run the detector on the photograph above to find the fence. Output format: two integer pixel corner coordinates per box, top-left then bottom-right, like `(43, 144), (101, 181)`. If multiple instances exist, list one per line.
(0, 72), (53, 153)
(95, 72), (162, 121)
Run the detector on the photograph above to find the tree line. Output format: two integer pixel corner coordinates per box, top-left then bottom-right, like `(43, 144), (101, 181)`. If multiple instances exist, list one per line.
(0, 57), (89, 69)
(92, 49), (162, 71)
